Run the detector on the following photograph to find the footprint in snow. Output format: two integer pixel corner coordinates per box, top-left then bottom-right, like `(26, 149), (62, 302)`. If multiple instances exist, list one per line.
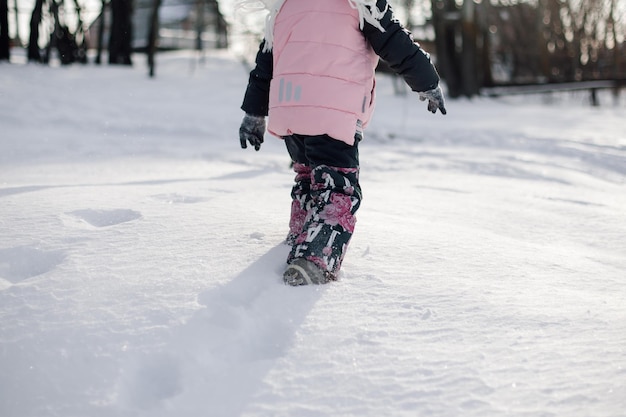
(0, 245), (66, 284)
(151, 193), (206, 204)
(116, 245), (323, 414)
(67, 209), (142, 227)
(117, 352), (183, 410)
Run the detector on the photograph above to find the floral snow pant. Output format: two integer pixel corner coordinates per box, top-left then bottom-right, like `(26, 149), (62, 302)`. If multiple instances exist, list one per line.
(284, 134), (362, 276)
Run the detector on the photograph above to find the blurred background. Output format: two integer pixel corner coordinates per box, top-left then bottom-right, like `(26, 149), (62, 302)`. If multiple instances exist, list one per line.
(1, 0), (624, 98)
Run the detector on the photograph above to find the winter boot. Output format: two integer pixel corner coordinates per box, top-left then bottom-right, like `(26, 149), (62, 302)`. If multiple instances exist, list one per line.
(287, 165), (361, 275)
(283, 258), (335, 286)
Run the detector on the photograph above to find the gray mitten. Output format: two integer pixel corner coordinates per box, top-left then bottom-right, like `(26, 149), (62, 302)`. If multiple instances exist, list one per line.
(418, 86), (447, 115)
(239, 114), (266, 151)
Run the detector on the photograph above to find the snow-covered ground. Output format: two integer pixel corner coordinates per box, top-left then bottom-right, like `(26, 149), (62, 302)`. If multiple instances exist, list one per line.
(1, 50), (625, 417)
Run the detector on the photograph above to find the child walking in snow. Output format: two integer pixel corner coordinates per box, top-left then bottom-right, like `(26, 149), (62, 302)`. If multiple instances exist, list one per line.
(239, 0), (446, 285)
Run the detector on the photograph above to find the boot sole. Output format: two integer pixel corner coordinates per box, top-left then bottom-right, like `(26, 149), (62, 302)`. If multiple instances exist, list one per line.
(283, 259), (333, 286)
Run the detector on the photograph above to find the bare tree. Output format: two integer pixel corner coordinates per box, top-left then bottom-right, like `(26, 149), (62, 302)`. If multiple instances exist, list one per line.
(430, 0), (463, 97)
(0, 0), (9, 61)
(28, 0), (45, 62)
(109, 0), (133, 65)
(479, 0), (625, 85)
(12, 0), (19, 46)
(608, 0), (623, 79)
(208, 0), (228, 48)
(95, 0), (106, 64)
(147, 0), (161, 76)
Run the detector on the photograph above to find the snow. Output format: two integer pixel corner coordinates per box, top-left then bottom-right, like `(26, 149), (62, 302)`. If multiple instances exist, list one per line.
(1, 50), (625, 417)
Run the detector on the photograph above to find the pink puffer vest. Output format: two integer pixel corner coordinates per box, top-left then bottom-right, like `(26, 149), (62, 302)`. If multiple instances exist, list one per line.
(267, 0), (379, 145)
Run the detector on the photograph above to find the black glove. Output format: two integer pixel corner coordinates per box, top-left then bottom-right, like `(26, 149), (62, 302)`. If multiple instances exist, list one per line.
(418, 86), (447, 115)
(239, 114), (266, 151)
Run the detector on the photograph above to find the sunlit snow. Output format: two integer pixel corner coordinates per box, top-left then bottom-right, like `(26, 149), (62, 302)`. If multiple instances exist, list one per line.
(1, 50), (625, 417)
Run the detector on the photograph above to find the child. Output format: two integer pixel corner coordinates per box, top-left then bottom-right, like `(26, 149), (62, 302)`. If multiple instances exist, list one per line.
(239, 0), (446, 286)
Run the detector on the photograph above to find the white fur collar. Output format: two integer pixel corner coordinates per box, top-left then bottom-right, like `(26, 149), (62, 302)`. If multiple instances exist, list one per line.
(248, 0), (387, 52)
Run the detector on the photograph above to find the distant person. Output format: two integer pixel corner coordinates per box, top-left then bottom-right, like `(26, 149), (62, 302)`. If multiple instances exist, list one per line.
(239, 0), (446, 285)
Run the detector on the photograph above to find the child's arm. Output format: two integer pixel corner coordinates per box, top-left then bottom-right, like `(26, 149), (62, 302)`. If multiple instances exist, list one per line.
(362, 0), (445, 113)
(241, 40), (274, 117)
(240, 40), (274, 151)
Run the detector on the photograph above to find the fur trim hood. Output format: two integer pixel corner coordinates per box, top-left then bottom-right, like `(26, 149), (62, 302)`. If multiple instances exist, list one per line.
(244, 0), (387, 52)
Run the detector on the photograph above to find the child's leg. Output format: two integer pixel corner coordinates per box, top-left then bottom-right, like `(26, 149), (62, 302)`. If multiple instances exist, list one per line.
(289, 165), (361, 275)
(286, 135), (361, 278)
(284, 136), (312, 244)
(287, 162), (312, 244)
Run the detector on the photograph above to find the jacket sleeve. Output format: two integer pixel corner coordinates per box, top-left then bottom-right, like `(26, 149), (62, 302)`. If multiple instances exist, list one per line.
(241, 40), (274, 117)
(362, 0), (440, 93)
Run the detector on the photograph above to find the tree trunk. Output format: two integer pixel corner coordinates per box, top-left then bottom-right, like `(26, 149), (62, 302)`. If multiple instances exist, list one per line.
(609, 0), (621, 82)
(0, 0), (9, 61)
(28, 0), (45, 62)
(70, 0), (88, 63)
(95, 0), (106, 64)
(478, 0), (493, 87)
(195, 0), (205, 52)
(109, 0), (133, 65)
(209, 0), (227, 49)
(431, 0), (463, 98)
(12, 0), (19, 46)
(147, 0), (161, 77)
(460, 0), (479, 96)
(533, 0), (542, 80)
